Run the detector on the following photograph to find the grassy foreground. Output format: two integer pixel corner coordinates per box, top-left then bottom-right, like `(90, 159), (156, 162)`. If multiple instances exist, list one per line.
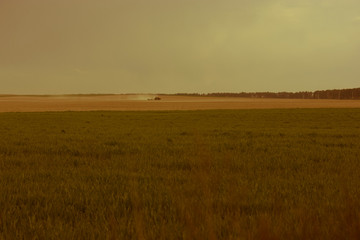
(1, 109), (360, 239)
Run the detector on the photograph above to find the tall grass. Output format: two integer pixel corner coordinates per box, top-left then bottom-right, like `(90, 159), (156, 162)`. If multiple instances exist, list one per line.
(0, 109), (360, 239)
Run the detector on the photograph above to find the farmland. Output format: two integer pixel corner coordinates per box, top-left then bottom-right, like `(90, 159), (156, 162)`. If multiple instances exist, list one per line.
(1, 109), (360, 239)
(1, 95), (360, 112)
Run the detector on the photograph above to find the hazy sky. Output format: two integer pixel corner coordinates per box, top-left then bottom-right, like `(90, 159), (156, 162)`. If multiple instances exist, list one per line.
(1, 0), (360, 94)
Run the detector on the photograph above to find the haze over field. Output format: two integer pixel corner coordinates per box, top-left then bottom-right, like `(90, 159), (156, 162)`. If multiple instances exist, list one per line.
(1, 0), (360, 94)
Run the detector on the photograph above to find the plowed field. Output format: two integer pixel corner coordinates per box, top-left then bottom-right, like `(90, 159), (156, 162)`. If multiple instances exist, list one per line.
(1, 95), (359, 112)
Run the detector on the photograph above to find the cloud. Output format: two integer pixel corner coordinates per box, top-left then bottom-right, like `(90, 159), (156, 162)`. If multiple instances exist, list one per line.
(352, 16), (360, 22)
(73, 68), (89, 75)
(1, 0), (360, 94)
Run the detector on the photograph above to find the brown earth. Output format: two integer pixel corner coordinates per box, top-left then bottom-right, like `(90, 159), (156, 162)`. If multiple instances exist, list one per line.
(0, 95), (359, 112)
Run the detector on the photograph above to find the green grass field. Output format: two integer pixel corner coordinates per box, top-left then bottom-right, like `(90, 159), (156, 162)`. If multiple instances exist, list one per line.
(1, 109), (360, 239)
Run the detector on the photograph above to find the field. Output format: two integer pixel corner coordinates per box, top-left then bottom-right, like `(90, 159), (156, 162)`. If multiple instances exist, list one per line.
(1, 108), (360, 239)
(1, 95), (360, 112)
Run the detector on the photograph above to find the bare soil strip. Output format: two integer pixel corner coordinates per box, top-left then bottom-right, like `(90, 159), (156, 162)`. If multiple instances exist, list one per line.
(0, 95), (359, 112)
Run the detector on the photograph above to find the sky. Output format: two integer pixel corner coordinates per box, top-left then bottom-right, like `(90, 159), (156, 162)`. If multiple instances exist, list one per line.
(1, 0), (360, 94)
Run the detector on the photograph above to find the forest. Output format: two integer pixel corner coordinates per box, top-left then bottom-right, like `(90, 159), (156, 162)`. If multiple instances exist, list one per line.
(175, 87), (360, 100)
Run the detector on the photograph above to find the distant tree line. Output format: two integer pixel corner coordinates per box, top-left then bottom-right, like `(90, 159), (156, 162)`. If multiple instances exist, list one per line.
(175, 87), (360, 100)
